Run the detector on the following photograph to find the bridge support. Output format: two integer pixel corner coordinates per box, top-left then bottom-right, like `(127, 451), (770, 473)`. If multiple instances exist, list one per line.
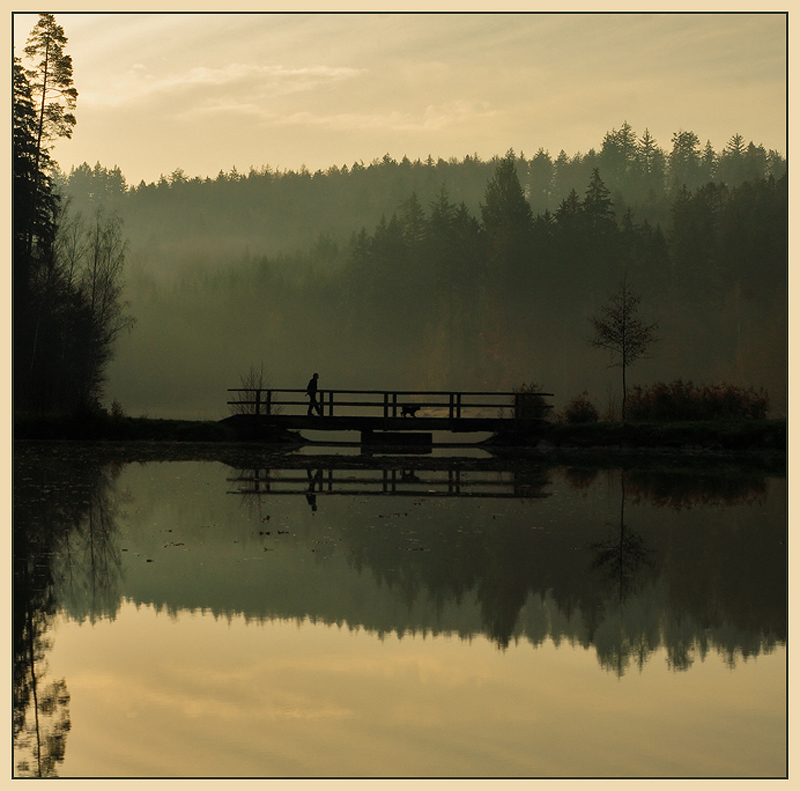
(361, 430), (433, 449)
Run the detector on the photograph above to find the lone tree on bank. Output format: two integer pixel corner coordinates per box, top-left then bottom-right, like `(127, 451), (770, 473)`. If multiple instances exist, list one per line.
(589, 275), (659, 420)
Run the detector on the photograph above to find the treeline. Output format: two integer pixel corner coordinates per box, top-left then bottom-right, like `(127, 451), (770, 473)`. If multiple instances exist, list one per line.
(13, 15), (132, 417)
(53, 123), (788, 421)
(104, 151), (787, 419)
(58, 122), (786, 272)
(331, 158), (786, 401)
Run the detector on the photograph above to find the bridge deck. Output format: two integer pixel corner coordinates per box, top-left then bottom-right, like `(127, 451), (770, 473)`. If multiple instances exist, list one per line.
(256, 415), (534, 432)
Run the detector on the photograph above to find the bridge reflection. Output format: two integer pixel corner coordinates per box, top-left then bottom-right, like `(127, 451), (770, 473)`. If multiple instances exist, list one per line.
(226, 455), (551, 500)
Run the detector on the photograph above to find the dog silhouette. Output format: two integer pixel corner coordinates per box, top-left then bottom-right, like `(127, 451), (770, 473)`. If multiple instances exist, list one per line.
(401, 405), (420, 417)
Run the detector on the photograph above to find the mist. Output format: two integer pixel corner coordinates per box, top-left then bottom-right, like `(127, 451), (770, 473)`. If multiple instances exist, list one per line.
(56, 128), (786, 421)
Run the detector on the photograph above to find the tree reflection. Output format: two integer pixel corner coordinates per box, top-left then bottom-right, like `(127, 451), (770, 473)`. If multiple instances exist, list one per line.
(12, 442), (787, 734)
(626, 468), (768, 509)
(562, 465), (599, 492)
(586, 471), (660, 676)
(14, 678), (71, 778)
(55, 461), (125, 621)
(13, 446), (125, 776)
(590, 473), (654, 603)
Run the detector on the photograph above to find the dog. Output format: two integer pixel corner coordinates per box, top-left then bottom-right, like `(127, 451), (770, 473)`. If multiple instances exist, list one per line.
(401, 404), (421, 417)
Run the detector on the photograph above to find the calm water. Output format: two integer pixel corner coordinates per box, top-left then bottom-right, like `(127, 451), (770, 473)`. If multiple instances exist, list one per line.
(13, 442), (787, 778)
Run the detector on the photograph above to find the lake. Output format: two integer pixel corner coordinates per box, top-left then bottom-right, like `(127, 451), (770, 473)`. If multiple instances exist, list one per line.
(13, 441), (787, 778)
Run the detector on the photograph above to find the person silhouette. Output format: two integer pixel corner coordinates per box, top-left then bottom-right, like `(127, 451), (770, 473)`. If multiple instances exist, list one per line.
(306, 372), (323, 416)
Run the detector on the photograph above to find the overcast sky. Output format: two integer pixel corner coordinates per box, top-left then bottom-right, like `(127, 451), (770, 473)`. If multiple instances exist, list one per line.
(12, 10), (787, 185)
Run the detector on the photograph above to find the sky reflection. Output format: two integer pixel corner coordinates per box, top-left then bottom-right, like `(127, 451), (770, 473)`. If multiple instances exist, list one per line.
(48, 600), (785, 778)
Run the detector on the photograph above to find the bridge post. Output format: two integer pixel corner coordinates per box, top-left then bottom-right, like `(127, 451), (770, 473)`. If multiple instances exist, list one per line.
(448, 393), (455, 420)
(265, 389), (271, 416)
(456, 393), (462, 419)
(255, 389), (261, 417)
(383, 393), (389, 423)
(392, 392), (398, 418)
(327, 391), (333, 417)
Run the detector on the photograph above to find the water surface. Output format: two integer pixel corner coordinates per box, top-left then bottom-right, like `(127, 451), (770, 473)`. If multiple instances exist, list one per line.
(13, 443), (786, 778)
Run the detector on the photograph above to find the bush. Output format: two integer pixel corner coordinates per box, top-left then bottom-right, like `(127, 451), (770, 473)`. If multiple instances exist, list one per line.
(563, 391), (599, 424)
(626, 380), (769, 421)
(512, 382), (552, 420)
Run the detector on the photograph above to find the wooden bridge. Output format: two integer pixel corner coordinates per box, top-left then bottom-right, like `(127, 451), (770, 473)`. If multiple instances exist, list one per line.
(226, 387), (552, 441)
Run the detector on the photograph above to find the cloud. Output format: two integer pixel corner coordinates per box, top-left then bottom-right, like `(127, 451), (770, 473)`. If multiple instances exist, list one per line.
(274, 100), (498, 133)
(81, 62), (364, 109)
(422, 101), (498, 131)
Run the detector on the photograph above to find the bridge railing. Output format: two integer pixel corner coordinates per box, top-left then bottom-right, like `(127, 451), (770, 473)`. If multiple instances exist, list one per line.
(227, 388), (553, 420)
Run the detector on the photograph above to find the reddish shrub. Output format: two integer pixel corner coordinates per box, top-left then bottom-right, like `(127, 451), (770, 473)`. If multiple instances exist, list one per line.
(563, 391), (599, 424)
(626, 380), (769, 421)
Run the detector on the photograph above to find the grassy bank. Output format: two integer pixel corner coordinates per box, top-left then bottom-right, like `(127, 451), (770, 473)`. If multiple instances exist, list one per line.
(490, 418), (786, 453)
(13, 412), (300, 444)
(14, 413), (786, 454)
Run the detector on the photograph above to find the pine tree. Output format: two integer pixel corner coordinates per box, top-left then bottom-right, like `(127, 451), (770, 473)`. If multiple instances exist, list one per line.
(582, 168), (615, 234)
(668, 130), (702, 191)
(23, 13), (78, 173)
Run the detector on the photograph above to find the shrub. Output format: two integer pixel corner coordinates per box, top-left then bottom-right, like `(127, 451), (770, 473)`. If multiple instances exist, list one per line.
(626, 380), (769, 421)
(512, 382), (552, 420)
(563, 391), (599, 424)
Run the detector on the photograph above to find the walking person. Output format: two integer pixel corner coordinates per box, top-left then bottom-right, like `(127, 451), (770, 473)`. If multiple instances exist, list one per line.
(306, 372), (323, 416)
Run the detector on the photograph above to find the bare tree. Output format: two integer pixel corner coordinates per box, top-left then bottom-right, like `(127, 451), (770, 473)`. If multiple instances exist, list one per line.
(589, 275), (658, 420)
(231, 362), (281, 415)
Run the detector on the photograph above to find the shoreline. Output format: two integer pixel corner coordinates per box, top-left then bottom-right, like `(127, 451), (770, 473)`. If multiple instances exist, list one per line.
(12, 414), (786, 471)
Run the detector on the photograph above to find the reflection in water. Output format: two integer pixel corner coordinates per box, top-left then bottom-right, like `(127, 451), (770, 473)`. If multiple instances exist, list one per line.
(12, 443), (787, 777)
(590, 474), (654, 603)
(14, 449), (125, 777)
(228, 456), (552, 500)
(588, 473), (657, 676)
(305, 468), (322, 511)
(624, 466), (769, 509)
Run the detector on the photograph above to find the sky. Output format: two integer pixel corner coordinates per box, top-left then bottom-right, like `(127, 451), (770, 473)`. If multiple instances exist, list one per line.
(11, 9), (788, 187)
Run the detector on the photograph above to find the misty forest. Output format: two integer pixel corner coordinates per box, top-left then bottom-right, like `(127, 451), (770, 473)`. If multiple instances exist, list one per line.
(14, 16), (788, 422)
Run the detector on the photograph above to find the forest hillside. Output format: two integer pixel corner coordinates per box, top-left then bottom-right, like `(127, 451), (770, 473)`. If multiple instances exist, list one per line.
(55, 124), (787, 420)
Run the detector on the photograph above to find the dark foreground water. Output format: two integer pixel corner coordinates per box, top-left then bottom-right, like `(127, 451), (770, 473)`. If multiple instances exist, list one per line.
(13, 442), (786, 778)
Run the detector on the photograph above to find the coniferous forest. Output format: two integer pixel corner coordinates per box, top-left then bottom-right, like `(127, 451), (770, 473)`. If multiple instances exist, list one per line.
(14, 16), (788, 421)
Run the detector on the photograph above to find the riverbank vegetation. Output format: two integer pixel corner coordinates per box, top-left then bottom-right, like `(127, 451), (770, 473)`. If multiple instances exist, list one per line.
(13, 409), (786, 458)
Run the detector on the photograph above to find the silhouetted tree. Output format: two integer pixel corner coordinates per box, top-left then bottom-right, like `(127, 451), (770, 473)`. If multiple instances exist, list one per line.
(23, 14), (77, 181)
(13, 56), (61, 411)
(589, 275), (659, 419)
(479, 151), (534, 375)
(669, 130), (703, 192)
(528, 147), (555, 213)
(77, 208), (135, 406)
(582, 168), (616, 237)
